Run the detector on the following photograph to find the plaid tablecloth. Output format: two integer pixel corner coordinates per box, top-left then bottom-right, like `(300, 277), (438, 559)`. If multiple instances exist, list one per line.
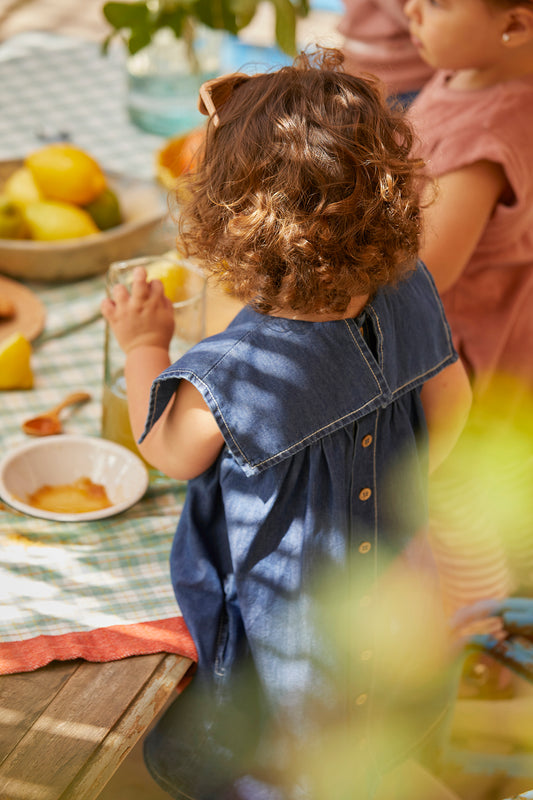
(0, 31), (164, 180)
(0, 275), (197, 675)
(0, 32), (197, 675)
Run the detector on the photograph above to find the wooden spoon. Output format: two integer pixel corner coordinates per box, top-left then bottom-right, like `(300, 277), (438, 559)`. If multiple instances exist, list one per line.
(22, 392), (92, 436)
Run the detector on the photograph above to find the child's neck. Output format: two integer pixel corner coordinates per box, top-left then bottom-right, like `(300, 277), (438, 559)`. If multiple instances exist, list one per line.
(270, 294), (369, 322)
(448, 52), (533, 91)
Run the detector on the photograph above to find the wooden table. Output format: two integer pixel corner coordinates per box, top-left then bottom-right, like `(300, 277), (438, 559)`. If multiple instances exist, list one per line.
(0, 285), (240, 800)
(0, 652), (193, 800)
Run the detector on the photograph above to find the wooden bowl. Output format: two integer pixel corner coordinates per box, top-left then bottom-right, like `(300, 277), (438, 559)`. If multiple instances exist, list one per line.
(0, 159), (169, 282)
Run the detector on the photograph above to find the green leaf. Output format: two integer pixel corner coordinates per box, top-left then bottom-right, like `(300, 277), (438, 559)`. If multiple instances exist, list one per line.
(270, 0), (297, 55)
(295, 0), (310, 17)
(227, 0), (257, 29)
(102, 2), (150, 31)
(128, 26), (153, 53)
(157, 8), (187, 37)
(193, 0), (239, 34)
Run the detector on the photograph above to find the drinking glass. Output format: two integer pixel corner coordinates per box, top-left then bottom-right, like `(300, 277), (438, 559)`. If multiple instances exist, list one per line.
(101, 254), (206, 463)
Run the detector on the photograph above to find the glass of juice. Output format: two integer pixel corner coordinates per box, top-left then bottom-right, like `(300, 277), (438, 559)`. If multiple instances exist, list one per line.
(101, 254), (206, 467)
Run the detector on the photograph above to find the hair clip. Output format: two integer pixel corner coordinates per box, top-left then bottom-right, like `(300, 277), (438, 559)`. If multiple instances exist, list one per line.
(198, 73), (250, 128)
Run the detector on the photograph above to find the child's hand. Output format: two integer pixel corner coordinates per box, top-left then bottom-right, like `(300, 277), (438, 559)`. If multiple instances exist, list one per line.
(100, 266), (175, 354)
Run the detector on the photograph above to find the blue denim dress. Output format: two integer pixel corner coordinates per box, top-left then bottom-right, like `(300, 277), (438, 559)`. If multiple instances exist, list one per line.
(142, 261), (457, 800)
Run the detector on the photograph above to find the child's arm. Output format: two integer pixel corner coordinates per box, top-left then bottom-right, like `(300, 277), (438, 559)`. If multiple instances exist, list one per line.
(420, 160), (507, 293)
(420, 358), (472, 474)
(101, 267), (224, 481)
(133, 368), (224, 480)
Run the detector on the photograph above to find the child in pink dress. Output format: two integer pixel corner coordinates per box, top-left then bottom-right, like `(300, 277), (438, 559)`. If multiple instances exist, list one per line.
(405, 0), (533, 694)
(339, 0), (434, 100)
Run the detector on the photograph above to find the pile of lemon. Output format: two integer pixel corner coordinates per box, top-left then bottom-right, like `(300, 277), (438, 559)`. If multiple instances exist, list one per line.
(0, 144), (122, 241)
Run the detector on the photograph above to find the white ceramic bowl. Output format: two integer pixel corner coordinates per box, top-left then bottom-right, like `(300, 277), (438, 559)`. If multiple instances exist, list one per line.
(0, 435), (149, 522)
(0, 159), (168, 282)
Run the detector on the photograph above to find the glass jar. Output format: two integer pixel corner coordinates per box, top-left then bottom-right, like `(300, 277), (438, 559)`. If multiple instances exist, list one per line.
(102, 254), (206, 462)
(126, 27), (221, 137)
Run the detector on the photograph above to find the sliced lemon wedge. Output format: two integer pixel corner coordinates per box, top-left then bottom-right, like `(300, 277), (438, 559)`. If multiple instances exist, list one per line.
(0, 332), (34, 389)
(146, 258), (188, 303)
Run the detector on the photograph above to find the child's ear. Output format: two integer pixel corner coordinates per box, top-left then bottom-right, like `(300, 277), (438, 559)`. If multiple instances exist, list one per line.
(502, 6), (533, 47)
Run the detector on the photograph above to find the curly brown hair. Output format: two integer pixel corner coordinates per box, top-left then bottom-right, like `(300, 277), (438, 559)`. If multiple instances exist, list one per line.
(175, 48), (425, 315)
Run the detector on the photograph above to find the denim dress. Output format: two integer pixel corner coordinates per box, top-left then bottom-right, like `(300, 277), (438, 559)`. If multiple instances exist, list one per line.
(142, 261), (457, 800)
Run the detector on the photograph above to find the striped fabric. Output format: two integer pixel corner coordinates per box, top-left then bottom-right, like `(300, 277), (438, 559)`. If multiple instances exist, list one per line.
(428, 409), (533, 632)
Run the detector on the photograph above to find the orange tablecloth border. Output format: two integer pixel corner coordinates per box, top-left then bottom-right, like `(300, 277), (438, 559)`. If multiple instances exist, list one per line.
(0, 617), (197, 675)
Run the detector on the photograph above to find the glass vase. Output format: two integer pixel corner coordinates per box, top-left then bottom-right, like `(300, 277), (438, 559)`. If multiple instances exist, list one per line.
(126, 26), (221, 137)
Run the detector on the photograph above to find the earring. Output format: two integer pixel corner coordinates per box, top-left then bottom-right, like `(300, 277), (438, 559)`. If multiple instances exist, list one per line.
(502, 32), (511, 42)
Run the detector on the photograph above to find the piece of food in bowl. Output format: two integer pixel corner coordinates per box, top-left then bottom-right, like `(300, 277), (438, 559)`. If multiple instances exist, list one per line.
(27, 476), (112, 514)
(0, 195), (29, 240)
(24, 200), (99, 241)
(84, 186), (122, 230)
(0, 145), (125, 241)
(4, 166), (43, 208)
(26, 143), (107, 206)
(0, 158), (168, 282)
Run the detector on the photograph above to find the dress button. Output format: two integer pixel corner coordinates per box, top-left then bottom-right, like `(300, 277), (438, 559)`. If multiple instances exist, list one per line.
(359, 487), (372, 501)
(355, 693), (368, 706)
(361, 434), (373, 448)
(358, 541), (371, 554)
(360, 649), (373, 661)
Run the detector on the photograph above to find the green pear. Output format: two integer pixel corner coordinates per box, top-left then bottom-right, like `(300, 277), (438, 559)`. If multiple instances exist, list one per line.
(0, 194), (29, 239)
(84, 187), (122, 230)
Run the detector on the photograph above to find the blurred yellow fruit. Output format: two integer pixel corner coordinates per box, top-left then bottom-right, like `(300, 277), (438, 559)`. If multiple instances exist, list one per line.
(0, 332), (33, 389)
(4, 167), (43, 207)
(0, 194), (29, 239)
(156, 128), (205, 190)
(26, 144), (107, 205)
(24, 200), (99, 240)
(84, 187), (122, 230)
(146, 259), (188, 302)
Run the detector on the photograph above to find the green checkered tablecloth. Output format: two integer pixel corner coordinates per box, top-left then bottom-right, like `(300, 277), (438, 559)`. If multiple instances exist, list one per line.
(0, 275), (195, 674)
(0, 32), (165, 179)
(0, 30), (200, 674)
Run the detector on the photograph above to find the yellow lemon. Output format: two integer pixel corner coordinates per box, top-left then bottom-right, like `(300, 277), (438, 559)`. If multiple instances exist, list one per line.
(23, 200), (99, 240)
(26, 144), (107, 205)
(0, 332), (33, 389)
(146, 259), (188, 303)
(4, 167), (43, 207)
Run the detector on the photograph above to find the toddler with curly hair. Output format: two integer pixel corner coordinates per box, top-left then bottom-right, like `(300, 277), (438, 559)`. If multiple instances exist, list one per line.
(101, 48), (471, 800)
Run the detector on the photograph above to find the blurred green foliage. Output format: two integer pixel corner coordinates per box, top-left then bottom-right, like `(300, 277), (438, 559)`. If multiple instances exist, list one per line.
(102, 0), (310, 58)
